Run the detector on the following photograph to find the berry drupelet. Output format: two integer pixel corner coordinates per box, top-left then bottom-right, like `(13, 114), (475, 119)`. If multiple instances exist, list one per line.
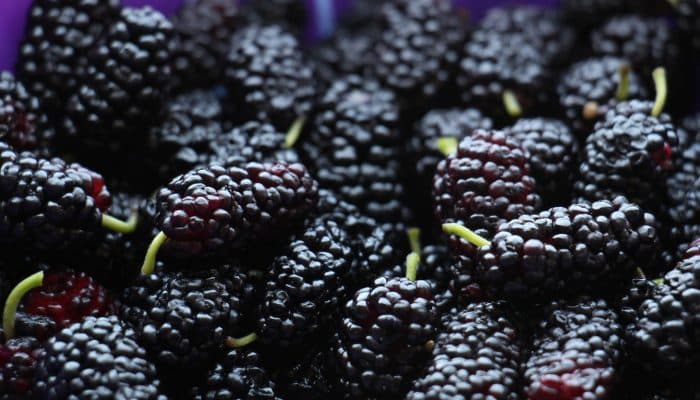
(557, 57), (647, 136)
(408, 108), (493, 226)
(207, 121), (301, 168)
(15, 0), (121, 116)
(432, 129), (542, 240)
(256, 217), (354, 348)
(311, 27), (376, 89)
(575, 98), (679, 213)
(0, 143), (130, 254)
(0, 71), (53, 156)
(330, 275), (437, 398)
(406, 302), (521, 400)
(120, 263), (255, 377)
(224, 25), (315, 131)
(523, 298), (622, 400)
(506, 118), (580, 206)
(445, 197), (660, 302)
(368, 0), (466, 112)
(300, 75), (410, 226)
(192, 347), (279, 399)
(145, 161), (317, 264)
(33, 315), (163, 399)
(171, 0), (247, 91)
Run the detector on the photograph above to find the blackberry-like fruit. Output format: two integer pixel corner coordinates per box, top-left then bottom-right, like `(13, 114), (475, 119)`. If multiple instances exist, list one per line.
(63, 6), (175, 143)
(147, 161), (317, 263)
(557, 57), (647, 136)
(120, 263), (254, 376)
(368, 0), (466, 111)
(17, 271), (115, 341)
(0, 337), (42, 399)
(506, 118), (580, 206)
(575, 97), (679, 212)
(479, 6), (576, 67)
(664, 140), (700, 265)
(192, 347), (278, 399)
(301, 75), (409, 225)
(0, 71), (53, 155)
(224, 25), (315, 130)
(315, 189), (408, 290)
(591, 15), (679, 76)
(256, 217), (353, 348)
(457, 29), (548, 121)
(524, 298), (622, 400)
(171, 0), (247, 91)
(0, 144), (117, 253)
(330, 276), (437, 398)
(432, 129), (542, 240)
(406, 302), (521, 400)
(206, 121), (300, 168)
(445, 197), (660, 301)
(146, 90), (224, 182)
(408, 108), (493, 225)
(311, 28), (376, 88)
(16, 0), (121, 115)
(33, 315), (163, 399)
(621, 253), (700, 379)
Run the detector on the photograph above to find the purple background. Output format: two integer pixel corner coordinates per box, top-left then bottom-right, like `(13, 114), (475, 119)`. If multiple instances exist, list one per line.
(0, 0), (560, 72)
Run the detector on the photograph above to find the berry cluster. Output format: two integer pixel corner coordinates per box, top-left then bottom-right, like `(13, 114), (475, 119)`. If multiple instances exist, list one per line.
(0, 1), (700, 398)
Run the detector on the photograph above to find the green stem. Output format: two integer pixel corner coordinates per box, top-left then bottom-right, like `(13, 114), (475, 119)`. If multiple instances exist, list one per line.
(503, 90), (522, 118)
(616, 64), (631, 101)
(634, 268), (647, 279)
(442, 223), (491, 247)
(407, 228), (421, 256)
(225, 333), (258, 348)
(651, 67), (668, 117)
(3, 271), (44, 339)
(667, 0), (680, 8)
(101, 212), (139, 234)
(405, 252), (420, 282)
(436, 137), (458, 156)
(140, 232), (168, 275)
(284, 117), (306, 148)
(653, 278), (665, 285)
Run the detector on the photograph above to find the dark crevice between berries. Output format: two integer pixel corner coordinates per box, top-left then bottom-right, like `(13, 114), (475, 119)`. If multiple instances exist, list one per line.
(2, 272), (44, 340)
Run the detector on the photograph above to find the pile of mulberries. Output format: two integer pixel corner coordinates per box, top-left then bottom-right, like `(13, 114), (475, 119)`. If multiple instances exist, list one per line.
(2, 1), (700, 398)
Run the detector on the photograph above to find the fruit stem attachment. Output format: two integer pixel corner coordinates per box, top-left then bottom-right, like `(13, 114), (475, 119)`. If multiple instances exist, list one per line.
(503, 90), (522, 118)
(653, 278), (665, 285)
(442, 223), (491, 247)
(651, 67), (667, 117)
(616, 64), (631, 101)
(407, 227), (421, 255)
(436, 137), (458, 156)
(3, 271), (44, 339)
(101, 212), (139, 234)
(582, 101), (599, 120)
(284, 117), (306, 148)
(405, 252), (420, 282)
(140, 232), (168, 275)
(226, 333), (258, 348)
